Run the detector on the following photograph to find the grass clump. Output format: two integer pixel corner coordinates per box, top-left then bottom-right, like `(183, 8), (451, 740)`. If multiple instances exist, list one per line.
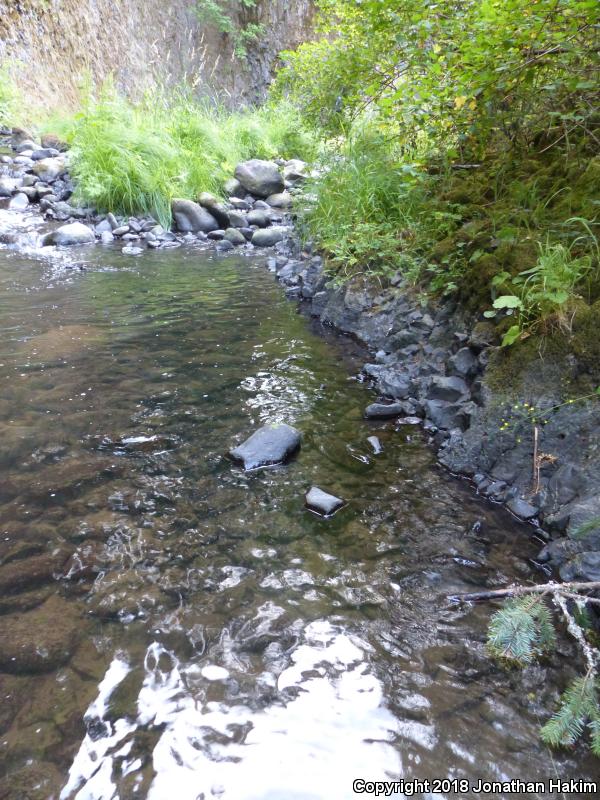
(298, 125), (460, 285)
(61, 84), (316, 227)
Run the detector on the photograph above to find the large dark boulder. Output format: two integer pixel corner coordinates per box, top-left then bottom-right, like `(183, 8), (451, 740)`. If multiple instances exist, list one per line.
(234, 160), (284, 198)
(172, 199), (219, 233)
(229, 424), (301, 470)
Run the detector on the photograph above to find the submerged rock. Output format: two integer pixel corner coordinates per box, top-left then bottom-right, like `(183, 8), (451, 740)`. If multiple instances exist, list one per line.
(0, 595), (81, 674)
(42, 222), (95, 246)
(229, 423), (301, 470)
(367, 436), (383, 454)
(234, 159), (284, 198)
(305, 487), (345, 516)
(365, 402), (409, 419)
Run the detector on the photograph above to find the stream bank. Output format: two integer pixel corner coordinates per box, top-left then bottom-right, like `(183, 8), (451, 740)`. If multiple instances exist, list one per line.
(268, 246), (600, 585)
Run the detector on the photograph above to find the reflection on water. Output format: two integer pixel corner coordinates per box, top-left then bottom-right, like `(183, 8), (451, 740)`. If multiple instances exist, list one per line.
(0, 242), (596, 798)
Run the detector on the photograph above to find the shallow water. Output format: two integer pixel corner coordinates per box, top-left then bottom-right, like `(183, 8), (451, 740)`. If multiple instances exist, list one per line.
(0, 232), (597, 799)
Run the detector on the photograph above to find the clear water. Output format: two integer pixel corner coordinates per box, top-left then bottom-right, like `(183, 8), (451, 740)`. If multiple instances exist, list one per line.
(0, 223), (597, 798)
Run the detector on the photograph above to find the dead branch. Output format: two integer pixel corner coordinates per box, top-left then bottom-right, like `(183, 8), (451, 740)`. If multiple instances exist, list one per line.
(450, 581), (600, 603)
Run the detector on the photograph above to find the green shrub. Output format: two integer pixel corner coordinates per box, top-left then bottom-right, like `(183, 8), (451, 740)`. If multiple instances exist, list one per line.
(299, 124), (456, 284)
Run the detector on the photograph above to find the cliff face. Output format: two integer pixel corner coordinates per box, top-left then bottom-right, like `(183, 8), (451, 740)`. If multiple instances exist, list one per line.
(0, 0), (314, 111)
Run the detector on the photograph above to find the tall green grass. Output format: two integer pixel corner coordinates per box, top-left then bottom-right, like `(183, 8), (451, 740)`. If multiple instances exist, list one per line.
(59, 84), (317, 227)
(299, 125), (449, 283)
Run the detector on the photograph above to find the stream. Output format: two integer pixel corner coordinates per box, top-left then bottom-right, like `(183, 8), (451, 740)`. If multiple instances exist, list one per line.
(0, 210), (598, 799)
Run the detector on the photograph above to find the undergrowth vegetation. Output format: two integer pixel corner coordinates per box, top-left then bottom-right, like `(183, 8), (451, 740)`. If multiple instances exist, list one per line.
(277, 0), (600, 349)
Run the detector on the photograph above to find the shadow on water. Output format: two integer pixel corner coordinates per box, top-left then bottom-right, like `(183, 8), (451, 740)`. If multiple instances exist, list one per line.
(0, 241), (597, 798)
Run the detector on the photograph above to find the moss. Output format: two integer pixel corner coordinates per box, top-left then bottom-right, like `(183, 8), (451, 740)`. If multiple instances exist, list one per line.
(457, 253), (502, 312)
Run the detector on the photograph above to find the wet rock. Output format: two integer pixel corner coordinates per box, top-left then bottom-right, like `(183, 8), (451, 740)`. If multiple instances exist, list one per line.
(100, 230), (114, 244)
(266, 191), (292, 208)
(367, 436), (383, 454)
(559, 551), (600, 582)
(227, 209), (248, 228)
(449, 347), (479, 379)
(198, 192), (230, 228)
(229, 423), (301, 470)
(30, 147), (59, 161)
(122, 245), (143, 256)
(208, 230), (225, 240)
(235, 160), (284, 198)
(247, 209), (270, 228)
(172, 199), (219, 233)
(427, 375), (470, 403)
(365, 402), (410, 419)
(224, 178), (244, 197)
(252, 227), (287, 247)
(216, 240), (235, 252)
(0, 176), (22, 196)
(8, 192), (29, 210)
(506, 497), (539, 520)
(32, 157), (64, 182)
(305, 487), (344, 516)
(224, 228), (247, 245)
(0, 595), (81, 674)
(42, 222), (95, 246)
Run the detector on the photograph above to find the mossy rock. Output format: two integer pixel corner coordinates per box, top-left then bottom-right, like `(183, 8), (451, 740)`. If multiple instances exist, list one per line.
(457, 253), (502, 312)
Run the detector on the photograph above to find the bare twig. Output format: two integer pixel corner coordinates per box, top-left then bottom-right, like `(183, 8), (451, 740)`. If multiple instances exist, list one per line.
(451, 581), (600, 603)
(552, 591), (599, 674)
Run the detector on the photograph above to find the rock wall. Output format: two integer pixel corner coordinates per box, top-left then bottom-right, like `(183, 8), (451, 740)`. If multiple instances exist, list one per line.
(0, 0), (314, 112)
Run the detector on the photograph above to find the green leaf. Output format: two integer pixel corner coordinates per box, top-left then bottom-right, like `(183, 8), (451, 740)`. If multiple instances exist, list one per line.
(502, 325), (522, 347)
(493, 295), (523, 310)
(483, 309), (497, 318)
